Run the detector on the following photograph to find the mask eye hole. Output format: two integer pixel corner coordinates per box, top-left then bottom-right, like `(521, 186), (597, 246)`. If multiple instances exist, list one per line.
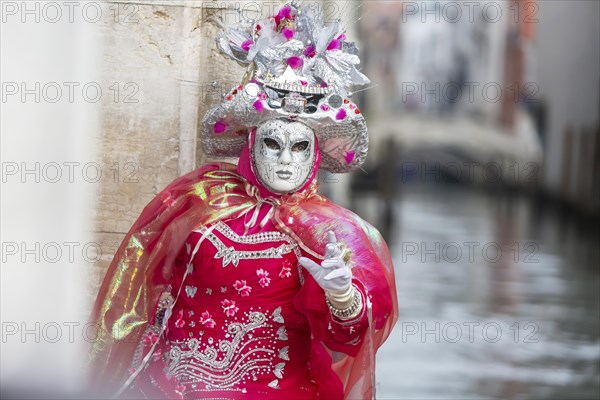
(264, 138), (281, 150)
(292, 141), (309, 152)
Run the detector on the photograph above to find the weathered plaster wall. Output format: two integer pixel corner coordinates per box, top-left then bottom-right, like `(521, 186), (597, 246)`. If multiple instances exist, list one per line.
(92, 0), (248, 295)
(92, 0), (346, 296)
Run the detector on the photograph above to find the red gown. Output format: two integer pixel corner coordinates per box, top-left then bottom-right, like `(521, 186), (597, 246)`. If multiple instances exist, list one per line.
(124, 204), (369, 399)
(89, 137), (397, 399)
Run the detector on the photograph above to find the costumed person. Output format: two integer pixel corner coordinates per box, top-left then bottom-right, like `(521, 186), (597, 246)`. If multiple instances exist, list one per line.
(88, 2), (397, 399)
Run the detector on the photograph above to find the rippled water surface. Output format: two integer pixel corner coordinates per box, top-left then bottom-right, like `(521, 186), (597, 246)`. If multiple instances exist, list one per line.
(370, 185), (600, 399)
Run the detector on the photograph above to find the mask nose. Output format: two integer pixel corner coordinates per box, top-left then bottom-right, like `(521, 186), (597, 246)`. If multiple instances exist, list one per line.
(278, 147), (292, 165)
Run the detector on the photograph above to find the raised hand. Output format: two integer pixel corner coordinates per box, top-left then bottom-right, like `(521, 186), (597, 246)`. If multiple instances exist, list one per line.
(298, 231), (352, 293)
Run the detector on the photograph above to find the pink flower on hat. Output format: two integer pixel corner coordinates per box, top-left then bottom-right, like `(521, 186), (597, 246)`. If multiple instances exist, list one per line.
(214, 120), (228, 134)
(304, 44), (316, 58)
(328, 33), (346, 51)
(275, 5), (292, 26)
(287, 56), (304, 69)
(327, 40), (341, 51)
(253, 100), (265, 113)
(345, 151), (356, 164)
(241, 39), (253, 51)
(282, 26), (294, 40)
(336, 108), (347, 120)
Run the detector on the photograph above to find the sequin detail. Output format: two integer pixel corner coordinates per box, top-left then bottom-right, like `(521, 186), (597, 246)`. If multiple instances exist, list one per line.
(276, 326), (288, 341)
(272, 307), (284, 323)
(214, 221), (294, 245)
(278, 346), (289, 360)
(185, 286), (198, 298)
(201, 222), (300, 268)
(167, 309), (288, 392)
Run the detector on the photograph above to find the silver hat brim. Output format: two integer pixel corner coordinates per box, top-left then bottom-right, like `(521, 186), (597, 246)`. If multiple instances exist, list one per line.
(201, 84), (368, 174)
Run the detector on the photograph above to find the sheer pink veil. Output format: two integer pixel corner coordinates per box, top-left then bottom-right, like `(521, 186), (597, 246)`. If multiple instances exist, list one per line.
(238, 126), (397, 399)
(89, 125), (396, 400)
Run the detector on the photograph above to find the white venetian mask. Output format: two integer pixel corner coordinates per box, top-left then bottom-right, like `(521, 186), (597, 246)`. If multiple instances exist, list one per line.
(252, 119), (316, 194)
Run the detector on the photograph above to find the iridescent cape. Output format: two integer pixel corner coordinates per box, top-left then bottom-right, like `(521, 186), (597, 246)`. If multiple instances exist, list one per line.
(88, 162), (397, 399)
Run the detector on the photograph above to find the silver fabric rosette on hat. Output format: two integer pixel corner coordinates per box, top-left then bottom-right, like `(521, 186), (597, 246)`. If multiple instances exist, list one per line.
(201, 1), (370, 173)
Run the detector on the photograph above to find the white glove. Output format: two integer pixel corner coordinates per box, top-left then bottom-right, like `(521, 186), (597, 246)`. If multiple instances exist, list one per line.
(298, 231), (354, 308)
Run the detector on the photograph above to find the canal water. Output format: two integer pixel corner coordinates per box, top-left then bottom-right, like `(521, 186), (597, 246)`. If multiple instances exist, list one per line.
(365, 184), (600, 399)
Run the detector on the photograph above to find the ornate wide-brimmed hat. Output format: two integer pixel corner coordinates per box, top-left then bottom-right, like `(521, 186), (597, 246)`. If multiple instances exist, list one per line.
(201, 1), (370, 173)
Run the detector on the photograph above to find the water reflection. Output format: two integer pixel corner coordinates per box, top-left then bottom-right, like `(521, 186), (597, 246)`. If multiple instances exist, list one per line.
(367, 185), (600, 399)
